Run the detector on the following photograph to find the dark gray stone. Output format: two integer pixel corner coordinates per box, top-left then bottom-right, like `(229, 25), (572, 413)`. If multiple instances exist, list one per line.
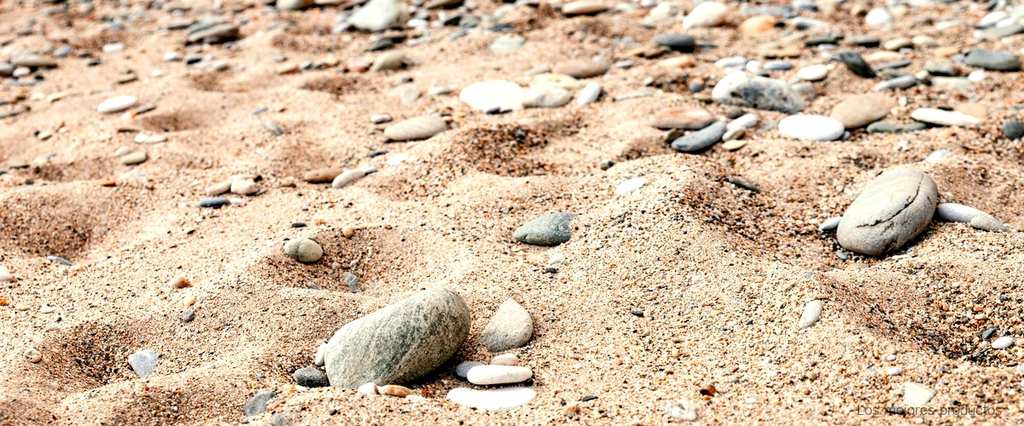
(199, 197), (229, 208)
(514, 213), (572, 246)
(653, 33), (695, 52)
(244, 389), (276, 417)
(293, 366), (330, 387)
(670, 121), (726, 152)
(1003, 119), (1024, 140)
(964, 49), (1021, 71)
(835, 51), (876, 78)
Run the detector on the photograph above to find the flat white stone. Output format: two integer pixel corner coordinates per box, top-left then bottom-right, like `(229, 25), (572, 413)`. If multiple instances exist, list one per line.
(903, 382), (935, 408)
(778, 114), (844, 141)
(799, 300), (822, 329)
(575, 82), (602, 106)
(727, 113), (759, 132)
(134, 133), (167, 144)
(349, 0), (406, 32)
(683, 2), (728, 29)
(459, 80), (524, 113)
(865, 7), (893, 28)
(332, 169), (368, 188)
(818, 217), (841, 232)
(993, 336), (1015, 349)
(97, 95), (137, 113)
(911, 108), (981, 127)
(796, 64), (829, 82)
(491, 353), (519, 366)
(446, 387), (535, 411)
(466, 365), (533, 385)
(0, 265), (12, 282)
(522, 87), (572, 108)
(357, 382), (378, 395)
(615, 177), (646, 195)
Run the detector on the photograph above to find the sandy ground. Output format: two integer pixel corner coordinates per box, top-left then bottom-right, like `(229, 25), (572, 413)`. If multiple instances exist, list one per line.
(1, 0), (1024, 424)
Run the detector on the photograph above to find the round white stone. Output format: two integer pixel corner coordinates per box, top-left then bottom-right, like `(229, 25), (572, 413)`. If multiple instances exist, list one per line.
(459, 80), (524, 113)
(97, 95), (137, 114)
(993, 336), (1015, 349)
(778, 114), (844, 141)
(799, 300), (823, 329)
(466, 365), (532, 385)
(796, 64), (829, 82)
(683, 1), (728, 29)
(446, 387), (535, 411)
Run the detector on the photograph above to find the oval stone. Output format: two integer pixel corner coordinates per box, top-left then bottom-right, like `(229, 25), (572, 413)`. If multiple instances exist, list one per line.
(384, 115), (447, 142)
(837, 168), (938, 256)
(552, 60), (609, 79)
(778, 114), (844, 141)
(466, 365), (533, 385)
(459, 80), (524, 113)
(480, 298), (533, 352)
(830, 93), (892, 129)
(97, 95), (137, 114)
(651, 108), (715, 130)
(446, 387), (536, 411)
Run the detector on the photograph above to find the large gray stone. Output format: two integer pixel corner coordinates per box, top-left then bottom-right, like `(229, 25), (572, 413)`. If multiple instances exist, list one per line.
(963, 49), (1021, 71)
(514, 213), (572, 246)
(323, 288), (470, 387)
(480, 298), (533, 352)
(711, 72), (804, 113)
(837, 167), (938, 256)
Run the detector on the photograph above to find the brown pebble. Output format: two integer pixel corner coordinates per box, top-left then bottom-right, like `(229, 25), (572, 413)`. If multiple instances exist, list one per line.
(303, 168), (341, 183)
(25, 349), (41, 363)
(378, 385), (412, 397)
(342, 226), (356, 238)
(170, 276), (191, 289)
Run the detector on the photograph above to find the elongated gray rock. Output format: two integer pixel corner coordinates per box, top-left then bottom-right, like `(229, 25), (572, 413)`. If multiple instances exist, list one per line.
(323, 288), (470, 387)
(514, 213), (572, 246)
(837, 168), (938, 256)
(670, 121), (726, 152)
(936, 202), (1007, 232)
(480, 299), (533, 352)
(711, 72), (804, 113)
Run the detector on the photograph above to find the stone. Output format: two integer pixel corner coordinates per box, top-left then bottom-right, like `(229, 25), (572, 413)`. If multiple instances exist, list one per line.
(903, 382), (934, 408)
(480, 298), (533, 352)
(277, 0), (313, 10)
(739, 15), (777, 36)
(455, 361), (484, 378)
(830, 94), (892, 128)
(332, 169), (369, 188)
(134, 133), (167, 144)
(371, 51), (406, 71)
(490, 35), (524, 54)
(199, 197), (230, 208)
(384, 115), (447, 141)
(322, 288), (471, 387)
(293, 366), (329, 387)
(522, 87), (572, 108)
(575, 82), (602, 106)
(796, 64), (829, 81)
(924, 60), (958, 77)
(0, 265), (13, 282)
(491, 354), (519, 366)
(303, 167), (341, 183)
(818, 217), (841, 232)
(777, 115), (844, 141)
(683, 2), (728, 29)
(992, 336), (1015, 349)
(651, 108), (714, 130)
(466, 365), (533, 385)
(835, 51), (875, 78)
(664, 399), (699, 421)
(971, 215), (1009, 232)
(357, 382), (377, 395)
(653, 34), (695, 53)
(283, 238), (324, 263)
(231, 178), (260, 196)
(552, 60), (609, 79)
(120, 151), (148, 166)
(711, 72), (804, 113)
(670, 121), (726, 152)
(561, 1), (608, 16)
(378, 384), (412, 397)
(514, 213), (572, 246)
(866, 121), (926, 134)
(837, 168), (938, 256)
(615, 177), (646, 195)
(910, 108), (981, 127)
(245, 390), (276, 417)
(799, 300), (822, 329)
(349, 0), (407, 32)
(447, 387), (536, 411)
(873, 75), (917, 91)
(1002, 119), (1024, 140)
(187, 23), (240, 44)
(11, 53), (57, 68)
(97, 95), (137, 113)
(963, 49), (1021, 71)
(459, 80), (524, 113)
(864, 7), (892, 28)
(128, 349), (159, 378)
(205, 180), (230, 196)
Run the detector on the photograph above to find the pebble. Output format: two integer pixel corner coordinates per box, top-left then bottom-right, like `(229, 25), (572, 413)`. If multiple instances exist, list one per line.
(873, 75), (918, 91)
(910, 108), (981, 127)
(244, 390), (277, 417)
(936, 203), (1009, 232)
(866, 121), (926, 134)
(455, 361), (485, 378)
(332, 168), (371, 188)
(796, 64), (829, 81)
(514, 213), (572, 246)
(963, 49), (1021, 71)
(169, 276), (190, 289)
(370, 51), (406, 71)
(0, 265), (12, 282)
(778, 115), (844, 141)
(378, 384), (412, 397)
(683, 2), (728, 29)
(120, 151), (148, 166)
(459, 80), (523, 113)
(818, 217), (841, 232)
(491, 354), (519, 366)
(322, 288), (470, 387)
(837, 167), (938, 256)
(134, 133), (167, 144)
(575, 82), (602, 106)
(349, 0), (406, 32)
(384, 115), (447, 141)
(283, 237), (324, 263)
(835, 51), (876, 78)
(466, 365), (533, 385)
(651, 108), (715, 130)
(887, 367), (903, 376)
(278, 0), (312, 11)
(552, 60), (609, 79)
(128, 349), (159, 378)
(371, 114), (393, 124)
(522, 87), (572, 108)
(199, 197), (230, 208)
(664, 399), (699, 421)
(711, 72), (804, 113)
(992, 336), (1015, 349)
(480, 298), (534, 352)
(231, 178), (260, 196)
(903, 382), (935, 408)
(615, 177), (646, 195)
(799, 300), (823, 329)
(671, 121), (726, 152)
(96, 95), (137, 113)
(739, 15), (777, 36)
(1003, 119), (1024, 140)
(357, 382), (378, 396)
(447, 387), (536, 411)
(653, 34), (695, 52)
(293, 366), (329, 387)
(865, 7), (893, 28)
(830, 93), (892, 128)
(303, 167), (341, 184)
(179, 309), (195, 323)
(561, 0), (608, 16)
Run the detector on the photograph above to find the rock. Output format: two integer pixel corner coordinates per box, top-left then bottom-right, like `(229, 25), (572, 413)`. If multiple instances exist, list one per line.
(963, 49), (1021, 71)
(0, 265), (13, 282)
(664, 399), (699, 421)
(796, 64), (829, 81)
(283, 238), (324, 263)
(615, 177), (646, 195)
(293, 366), (329, 387)
(455, 361), (484, 378)
(936, 202), (991, 224)
(120, 151), (148, 166)
(739, 15), (777, 36)
(902, 382), (935, 408)
(128, 349), (159, 378)
(651, 108), (715, 130)
(522, 87), (572, 108)
(11, 53), (57, 68)
(466, 365), (533, 385)
(872, 75), (917, 91)
(357, 382), (378, 395)
(447, 387), (536, 411)
(818, 217), (841, 232)
(970, 214), (1009, 232)
(384, 115), (447, 141)
(303, 167), (341, 183)
(778, 114), (844, 141)
(670, 121), (726, 152)
(1002, 119), (1024, 140)
(835, 51), (876, 78)
(490, 35), (524, 54)
(866, 121), (925, 134)
(277, 0), (313, 10)
(830, 94), (892, 128)
(653, 34), (695, 52)
(910, 108), (981, 127)
(332, 168), (371, 188)
(575, 82), (602, 106)
(378, 384), (412, 397)
(97, 95), (137, 113)
(231, 178), (260, 196)
(371, 51), (406, 71)
(992, 336), (1015, 349)
(459, 80), (524, 113)
(199, 197), (230, 208)
(924, 60), (958, 77)
(836, 167), (938, 256)
(561, 1), (608, 16)
(134, 133), (167, 144)
(552, 60), (609, 79)
(711, 72), (804, 113)
(349, 0), (407, 32)
(683, 2), (728, 29)
(322, 288), (471, 387)
(864, 7), (892, 28)
(187, 23), (240, 44)
(798, 300), (822, 329)
(244, 390), (277, 417)
(514, 213), (572, 246)
(480, 298), (533, 352)
(491, 354), (519, 366)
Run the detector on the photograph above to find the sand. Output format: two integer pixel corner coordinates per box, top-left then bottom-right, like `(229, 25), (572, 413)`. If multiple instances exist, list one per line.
(1, 0), (1024, 424)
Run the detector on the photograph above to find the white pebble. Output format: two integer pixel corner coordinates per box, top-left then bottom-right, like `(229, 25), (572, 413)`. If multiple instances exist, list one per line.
(446, 387), (535, 411)
(993, 336), (1015, 349)
(614, 177), (646, 195)
(357, 382), (378, 396)
(796, 64), (829, 82)
(799, 300), (823, 329)
(466, 365), (533, 385)
(778, 114), (844, 141)
(491, 353), (519, 366)
(96, 95), (138, 114)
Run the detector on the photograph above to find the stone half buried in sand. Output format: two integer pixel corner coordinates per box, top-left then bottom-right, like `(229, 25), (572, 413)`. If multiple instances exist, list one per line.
(480, 298), (533, 352)
(349, 0), (409, 32)
(446, 387), (536, 411)
(459, 80), (525, 113)
(836, 167), (938, 256)
(322, 287), (470, 388)
(514, 212), (573, 246)
(711, 72), (804, 113)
